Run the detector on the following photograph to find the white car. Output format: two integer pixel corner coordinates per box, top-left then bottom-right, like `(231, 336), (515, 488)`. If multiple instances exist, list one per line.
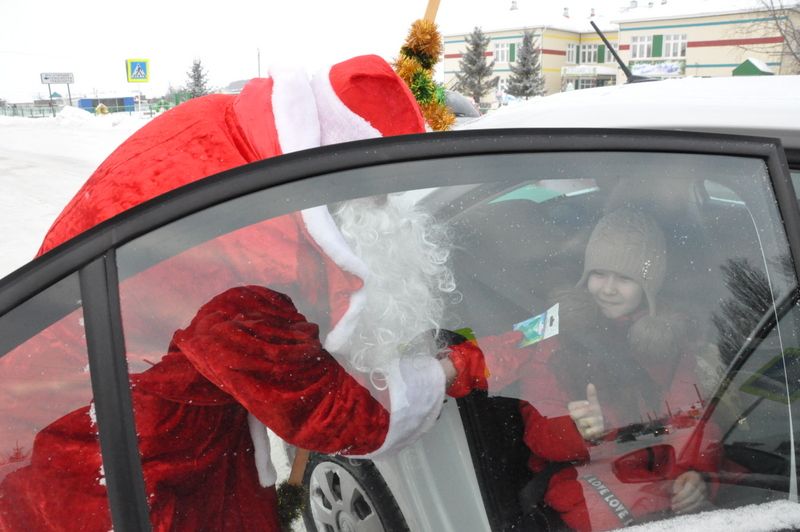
(1, 74), (800, 532)
(303, 75), (800, 532)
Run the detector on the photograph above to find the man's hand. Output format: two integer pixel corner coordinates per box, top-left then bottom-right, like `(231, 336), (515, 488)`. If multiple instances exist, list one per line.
(568, 383), (605, 440)
(671, 471), (707, 514)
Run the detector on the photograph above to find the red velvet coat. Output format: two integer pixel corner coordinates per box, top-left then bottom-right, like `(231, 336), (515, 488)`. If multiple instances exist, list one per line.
(0, 63), (443, 531)
(448, 321), (721, 531)
(1, 285), (405, 531)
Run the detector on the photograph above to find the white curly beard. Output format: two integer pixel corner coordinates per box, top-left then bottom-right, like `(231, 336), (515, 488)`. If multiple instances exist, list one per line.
(332, 195), (456, 378)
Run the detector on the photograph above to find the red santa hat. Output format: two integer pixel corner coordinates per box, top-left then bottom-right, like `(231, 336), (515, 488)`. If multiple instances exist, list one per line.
(312, 54), (427, 145)
(268, 54), (427, 156)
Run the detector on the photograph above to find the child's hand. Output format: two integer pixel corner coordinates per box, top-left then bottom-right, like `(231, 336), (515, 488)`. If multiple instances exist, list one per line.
(568, 383), (605, 441)
(671, 471), (707, 514)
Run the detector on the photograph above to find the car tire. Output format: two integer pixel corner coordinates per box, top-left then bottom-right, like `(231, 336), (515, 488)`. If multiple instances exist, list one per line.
(302, 453), (409, 532)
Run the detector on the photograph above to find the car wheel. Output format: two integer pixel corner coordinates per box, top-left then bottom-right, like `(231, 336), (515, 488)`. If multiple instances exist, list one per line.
(302, 453), (409, 532)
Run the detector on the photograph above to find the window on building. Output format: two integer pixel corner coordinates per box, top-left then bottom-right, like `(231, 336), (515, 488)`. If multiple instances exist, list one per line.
(580, 44), (598, 64)
(577, 78), (597, 90)
(663, 34), (688, 58)
(494, 41), (519, 63)
(567, 43), (578, 64)
(631, 35), (653, 59)
(605, 44), (617, 63)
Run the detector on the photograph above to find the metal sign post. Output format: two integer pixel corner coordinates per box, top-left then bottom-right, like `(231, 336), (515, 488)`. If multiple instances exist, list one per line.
(46, 83), (54, 117)
(40, 72), (75, 114)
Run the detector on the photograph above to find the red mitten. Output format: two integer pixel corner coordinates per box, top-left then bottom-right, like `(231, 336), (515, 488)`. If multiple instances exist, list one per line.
(447, 341), (488, 398)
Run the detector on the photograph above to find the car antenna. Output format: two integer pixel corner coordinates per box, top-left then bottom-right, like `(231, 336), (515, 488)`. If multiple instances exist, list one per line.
(590, 20), (655, 84)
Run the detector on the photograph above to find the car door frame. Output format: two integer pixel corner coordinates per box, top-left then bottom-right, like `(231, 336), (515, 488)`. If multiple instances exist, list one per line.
(0, 129), (797, 532)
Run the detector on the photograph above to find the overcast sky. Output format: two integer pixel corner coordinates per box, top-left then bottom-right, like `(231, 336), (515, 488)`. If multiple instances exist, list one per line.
(0, 0), (756, 103)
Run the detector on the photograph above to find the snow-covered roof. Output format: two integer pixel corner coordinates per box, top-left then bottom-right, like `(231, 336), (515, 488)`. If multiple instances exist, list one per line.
(440, 0), (773, 38)
(462, 75), (800, 149)
(741, 57), (774, 73)
(440, 0), (621, 37)
(613, 0), (772, 23)
(220, 79), (248, 94)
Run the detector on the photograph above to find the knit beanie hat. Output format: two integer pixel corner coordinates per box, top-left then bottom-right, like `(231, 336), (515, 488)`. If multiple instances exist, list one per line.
(577, 208), (667, 316)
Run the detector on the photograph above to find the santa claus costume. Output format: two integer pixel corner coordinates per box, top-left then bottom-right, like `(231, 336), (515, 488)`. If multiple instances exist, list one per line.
(0, 55), (458, 531)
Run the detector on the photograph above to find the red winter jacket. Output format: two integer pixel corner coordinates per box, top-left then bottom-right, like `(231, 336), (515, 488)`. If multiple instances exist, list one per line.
(448, 320), (721, 531)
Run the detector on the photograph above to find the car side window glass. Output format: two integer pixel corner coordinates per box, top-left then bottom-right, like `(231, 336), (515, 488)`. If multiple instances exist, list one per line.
(113, 175), (471, 530)
(81, 150), (796, 531)
(0, 274), (111, 526)
(791, 170), (800, 202)
(450, 156), (800, 530)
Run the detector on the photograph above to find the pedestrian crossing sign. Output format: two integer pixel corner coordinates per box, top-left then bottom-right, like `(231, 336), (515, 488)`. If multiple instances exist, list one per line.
(126, 59), (150, 83)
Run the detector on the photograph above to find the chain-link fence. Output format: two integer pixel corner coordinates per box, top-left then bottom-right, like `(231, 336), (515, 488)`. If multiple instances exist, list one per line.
(0, 106), (64, 118)
(1, 91), (195, 118)
(0, 103), (168, 118)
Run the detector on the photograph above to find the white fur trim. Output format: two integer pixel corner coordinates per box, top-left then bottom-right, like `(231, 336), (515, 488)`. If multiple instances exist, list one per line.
(310, 66), (381, 146)
(248, 413), (277, 487)
(243, 68), (317, 490)
(349, 356), (446, 458)
(301, 205), (368, 353)
(270, 66), (320, 154)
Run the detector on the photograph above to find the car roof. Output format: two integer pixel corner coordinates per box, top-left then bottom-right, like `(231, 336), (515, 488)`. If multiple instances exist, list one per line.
(462, 75), (800, 150)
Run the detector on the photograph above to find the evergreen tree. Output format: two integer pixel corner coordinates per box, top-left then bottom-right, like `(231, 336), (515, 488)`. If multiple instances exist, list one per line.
(6, 441), (28, 463)
(506, 30), (545, 99)
(185, 59), (210, 99)
(712, 257), (775, 366)
(454, 27), (498, 106)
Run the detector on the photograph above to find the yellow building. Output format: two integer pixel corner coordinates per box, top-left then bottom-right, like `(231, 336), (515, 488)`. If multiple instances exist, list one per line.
(617, 4), (797, 81)
(441, 0), (799, 108)
(442, 5), (620, 104)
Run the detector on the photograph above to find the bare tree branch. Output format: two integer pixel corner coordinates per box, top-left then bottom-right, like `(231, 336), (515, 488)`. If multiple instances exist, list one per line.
(759, 0), (800, 72)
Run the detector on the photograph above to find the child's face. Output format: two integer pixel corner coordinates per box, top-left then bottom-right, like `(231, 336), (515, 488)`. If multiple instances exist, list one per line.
(587, 270), (644, 319)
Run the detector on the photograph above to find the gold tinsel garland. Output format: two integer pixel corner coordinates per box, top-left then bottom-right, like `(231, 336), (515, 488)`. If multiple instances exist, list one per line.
(395, 19), (455, 131)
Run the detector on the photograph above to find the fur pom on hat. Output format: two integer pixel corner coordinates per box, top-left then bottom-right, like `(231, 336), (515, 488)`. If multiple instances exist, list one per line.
(577, 208), (667, 315)
(547, 285), (601, 334)
(628, 311), (689, 362)
(550, 286), (690, 370)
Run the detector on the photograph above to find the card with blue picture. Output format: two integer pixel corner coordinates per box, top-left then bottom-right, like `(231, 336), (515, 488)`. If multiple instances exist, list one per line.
(513, 303), (560, 347)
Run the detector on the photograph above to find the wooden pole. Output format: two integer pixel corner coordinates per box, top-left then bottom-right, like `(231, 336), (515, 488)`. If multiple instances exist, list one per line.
(288, 448), (310, 486)
(424, 0), (441, 22)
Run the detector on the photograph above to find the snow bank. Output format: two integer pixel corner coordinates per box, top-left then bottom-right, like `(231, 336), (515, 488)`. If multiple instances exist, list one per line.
(628, 500), (800, 532)
(53, 105), (95, 125)
(0, 111), (152, 277)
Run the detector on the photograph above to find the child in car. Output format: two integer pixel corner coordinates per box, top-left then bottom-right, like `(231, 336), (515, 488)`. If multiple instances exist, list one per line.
(445, 207), (720, 531)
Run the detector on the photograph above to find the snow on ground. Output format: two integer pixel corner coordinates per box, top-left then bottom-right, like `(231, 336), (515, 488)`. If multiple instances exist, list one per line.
(0, 107), (151, 278)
